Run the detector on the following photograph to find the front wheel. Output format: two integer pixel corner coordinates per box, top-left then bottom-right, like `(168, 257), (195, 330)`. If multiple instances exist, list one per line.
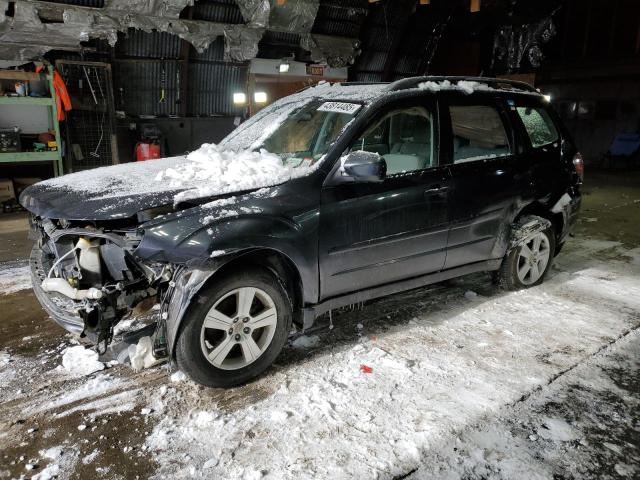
(495, 222), (555, 291)
(175, 268), (291, 387)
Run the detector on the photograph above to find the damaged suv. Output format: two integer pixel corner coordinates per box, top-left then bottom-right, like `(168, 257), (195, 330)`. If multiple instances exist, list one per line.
(21, 77), (582, 387)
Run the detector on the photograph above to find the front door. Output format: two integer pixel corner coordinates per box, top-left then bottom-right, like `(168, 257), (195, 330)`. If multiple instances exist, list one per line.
(319, 96), (451, 300)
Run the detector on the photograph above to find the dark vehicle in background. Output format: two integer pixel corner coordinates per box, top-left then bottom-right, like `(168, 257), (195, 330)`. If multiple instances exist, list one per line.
(21, 77), (582, 387)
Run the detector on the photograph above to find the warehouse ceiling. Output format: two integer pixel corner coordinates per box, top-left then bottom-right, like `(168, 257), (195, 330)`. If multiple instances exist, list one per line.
(0, 0), (360, 65)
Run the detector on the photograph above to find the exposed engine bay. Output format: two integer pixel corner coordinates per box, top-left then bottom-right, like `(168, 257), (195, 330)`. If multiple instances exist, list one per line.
(30, 216), (173, 355)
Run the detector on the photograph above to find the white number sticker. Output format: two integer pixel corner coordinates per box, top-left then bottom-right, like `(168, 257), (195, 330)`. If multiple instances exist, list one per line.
(317, 102), (362, 115)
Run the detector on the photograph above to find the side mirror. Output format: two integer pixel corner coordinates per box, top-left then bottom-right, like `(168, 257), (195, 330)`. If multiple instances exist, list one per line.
(338, 150), (386, 184)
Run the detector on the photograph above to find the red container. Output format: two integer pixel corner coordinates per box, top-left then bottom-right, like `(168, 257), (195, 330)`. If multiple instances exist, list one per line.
(135, 142), (161, 161)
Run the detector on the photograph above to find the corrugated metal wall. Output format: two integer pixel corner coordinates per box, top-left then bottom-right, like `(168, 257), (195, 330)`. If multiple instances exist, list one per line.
(111, 30), (246, 116)
(188, 63), (246, 115)
(193, 0), (244, 23)
(311, 0), (368, 38)
(116, 30), (182, 59)
(45, 0), (105, 7)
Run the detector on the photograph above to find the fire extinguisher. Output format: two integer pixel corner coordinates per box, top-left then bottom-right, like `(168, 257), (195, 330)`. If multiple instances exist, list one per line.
(134, 123), (163, 161)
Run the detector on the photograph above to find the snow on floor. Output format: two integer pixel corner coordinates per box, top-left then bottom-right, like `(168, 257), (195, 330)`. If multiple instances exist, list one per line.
(1, 230), (638, 479)
(408, 328), (640, 479)
(143, 238), (640, 479)
(0, 261), (31, 295)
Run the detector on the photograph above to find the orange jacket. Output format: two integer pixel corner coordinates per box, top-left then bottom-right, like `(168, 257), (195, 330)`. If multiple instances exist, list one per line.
(36, 66), (72, 121)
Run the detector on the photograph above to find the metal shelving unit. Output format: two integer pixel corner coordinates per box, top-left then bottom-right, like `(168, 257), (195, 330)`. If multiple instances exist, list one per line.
(0, 66), (64, 176)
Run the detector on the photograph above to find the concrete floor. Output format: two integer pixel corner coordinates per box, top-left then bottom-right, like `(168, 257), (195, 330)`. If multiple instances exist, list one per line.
(0, 171), (638, 479)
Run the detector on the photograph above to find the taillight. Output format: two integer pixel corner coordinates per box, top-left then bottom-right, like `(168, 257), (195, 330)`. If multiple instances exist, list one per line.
(572, 152), (584, 184)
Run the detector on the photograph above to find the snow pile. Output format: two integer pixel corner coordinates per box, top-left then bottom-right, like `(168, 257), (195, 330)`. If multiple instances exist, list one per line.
(157, 145), (297, 204)
(0, 263), (31, 295)
(128, 336), (164, 371)
(32, 464), (60, 480)
(291, 335), (320, 349)
(61, 346), (104, 376)
(170, 370), (187, 382)
(39, 446), (63, 460)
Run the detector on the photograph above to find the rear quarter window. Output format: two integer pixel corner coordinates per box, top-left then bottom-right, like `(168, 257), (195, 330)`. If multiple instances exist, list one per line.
(516, 107), (559, 148)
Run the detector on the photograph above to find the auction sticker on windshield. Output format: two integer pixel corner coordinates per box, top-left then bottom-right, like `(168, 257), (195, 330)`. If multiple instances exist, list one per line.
(317, 102), (362, 115)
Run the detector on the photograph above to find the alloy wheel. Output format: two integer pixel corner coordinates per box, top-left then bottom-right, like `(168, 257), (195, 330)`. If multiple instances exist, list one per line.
(200, 287), (278, 370)
(516, 231), (551, 285)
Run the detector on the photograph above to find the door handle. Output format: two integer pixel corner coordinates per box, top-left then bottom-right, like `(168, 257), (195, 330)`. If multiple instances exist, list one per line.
(424, 186), (449, 196)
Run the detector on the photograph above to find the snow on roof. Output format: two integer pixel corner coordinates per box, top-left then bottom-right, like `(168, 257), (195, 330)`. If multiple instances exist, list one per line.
(418, 79), (541, 96)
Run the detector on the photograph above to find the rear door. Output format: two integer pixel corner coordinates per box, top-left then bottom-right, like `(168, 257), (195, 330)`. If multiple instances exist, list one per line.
(441, 94), (530, 268)
(319, 95), (451, 299)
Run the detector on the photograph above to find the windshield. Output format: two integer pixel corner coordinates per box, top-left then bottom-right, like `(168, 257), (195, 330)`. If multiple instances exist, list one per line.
(259, 101), (360, 168)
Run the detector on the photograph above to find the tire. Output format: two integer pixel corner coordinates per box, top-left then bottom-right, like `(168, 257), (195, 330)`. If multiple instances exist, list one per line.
(175, 267), (292, 387)
(495, 218), (556, 291)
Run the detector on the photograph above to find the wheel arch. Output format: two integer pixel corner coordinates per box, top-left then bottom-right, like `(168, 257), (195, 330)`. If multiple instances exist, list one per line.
(166, 247), (305, 357)
(514, 201), (564, 246)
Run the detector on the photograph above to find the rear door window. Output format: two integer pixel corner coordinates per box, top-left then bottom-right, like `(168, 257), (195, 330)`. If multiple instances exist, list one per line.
(516, 107), (559, 148)
(449, 105), (512, 163)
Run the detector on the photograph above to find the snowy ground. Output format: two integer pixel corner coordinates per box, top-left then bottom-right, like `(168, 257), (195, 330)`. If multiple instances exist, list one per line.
(0, 173), (638, 479)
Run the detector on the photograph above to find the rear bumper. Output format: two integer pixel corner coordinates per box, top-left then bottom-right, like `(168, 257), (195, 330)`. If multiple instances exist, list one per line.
(30, 245), (85, 335)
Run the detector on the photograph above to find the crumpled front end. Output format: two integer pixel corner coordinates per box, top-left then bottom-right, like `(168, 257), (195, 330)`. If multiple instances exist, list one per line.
(28, 216), (173, 352)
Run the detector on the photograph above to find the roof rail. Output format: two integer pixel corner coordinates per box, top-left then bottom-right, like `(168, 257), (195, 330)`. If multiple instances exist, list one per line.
(385, 76), (538, 93)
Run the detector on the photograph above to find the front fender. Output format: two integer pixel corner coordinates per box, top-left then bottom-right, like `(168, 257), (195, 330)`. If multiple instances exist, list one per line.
(164, 267), (215, 357)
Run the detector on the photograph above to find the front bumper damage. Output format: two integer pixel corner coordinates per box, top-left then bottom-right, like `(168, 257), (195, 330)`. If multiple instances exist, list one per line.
(28, 217), (173, 355)
(30, 245), (85, 335)
(28, 216), (222, 361)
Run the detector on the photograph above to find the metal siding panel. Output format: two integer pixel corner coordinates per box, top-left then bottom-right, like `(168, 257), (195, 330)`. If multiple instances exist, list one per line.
(355, 72), (383, 82)
(193, 0), (244, 23)
(188, 63), (247, 116)
(116, 60), (180, 116)
(117, 29), (181, 59)
(312, 1), (368, 38)
(46, 0), (105, 6)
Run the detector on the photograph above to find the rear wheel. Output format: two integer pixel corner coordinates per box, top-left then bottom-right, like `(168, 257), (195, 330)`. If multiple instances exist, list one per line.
(495, 220), (555, 291)
(175, 268), (291, 387)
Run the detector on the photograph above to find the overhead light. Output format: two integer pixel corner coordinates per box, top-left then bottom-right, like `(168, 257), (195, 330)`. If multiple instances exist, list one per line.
(543, 94), (552, 102)
(254, 91), (268, 104)
(470, 0), (480, 12)
(233, 92), (246, 105)
(278, 61), (290, 73)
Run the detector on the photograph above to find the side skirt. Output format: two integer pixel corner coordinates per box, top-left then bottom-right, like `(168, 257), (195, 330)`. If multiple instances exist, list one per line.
(302, 259), (502, 330)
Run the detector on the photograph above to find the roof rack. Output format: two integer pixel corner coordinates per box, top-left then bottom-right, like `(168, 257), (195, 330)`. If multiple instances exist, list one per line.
(385, 76), (539, 93)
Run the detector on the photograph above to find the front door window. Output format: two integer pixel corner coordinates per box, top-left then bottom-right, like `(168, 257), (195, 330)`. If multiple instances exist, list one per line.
(351, 107), (435, 175)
